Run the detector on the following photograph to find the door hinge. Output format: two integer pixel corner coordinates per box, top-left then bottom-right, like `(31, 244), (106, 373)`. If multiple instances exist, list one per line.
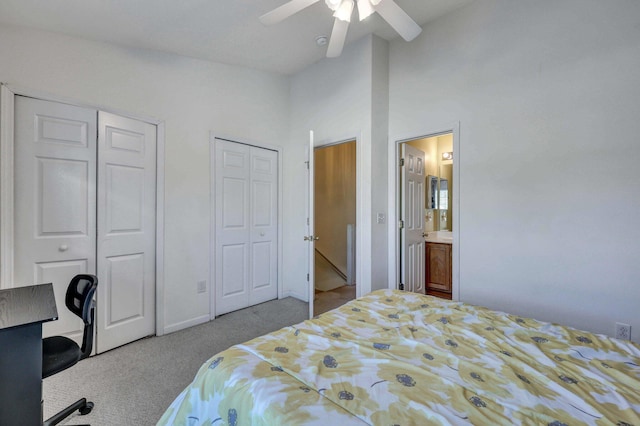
(399, 220), (404, 229)
(307, 217), (309, 226)
(399, 283), (405, 291)
(400, 158), (405, 166)
(307, 273), (309, 281)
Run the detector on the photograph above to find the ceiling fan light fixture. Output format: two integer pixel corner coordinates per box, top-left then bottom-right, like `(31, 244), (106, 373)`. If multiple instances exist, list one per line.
(333, 0), (354, 22)
(315, 35), (329, 46)
(325, 0), (341, 11)
(260, 0), (421, 59)
(356, 0), (375, 21)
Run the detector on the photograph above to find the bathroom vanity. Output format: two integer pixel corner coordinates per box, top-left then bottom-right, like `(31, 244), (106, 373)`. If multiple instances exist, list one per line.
(424, 232), (452, 300)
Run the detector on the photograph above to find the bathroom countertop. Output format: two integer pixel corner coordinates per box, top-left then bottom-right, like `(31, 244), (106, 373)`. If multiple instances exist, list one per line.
(424, 231), (453, 244)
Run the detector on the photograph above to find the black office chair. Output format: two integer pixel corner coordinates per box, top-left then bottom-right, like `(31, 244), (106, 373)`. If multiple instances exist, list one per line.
(42, 274), (98, 426)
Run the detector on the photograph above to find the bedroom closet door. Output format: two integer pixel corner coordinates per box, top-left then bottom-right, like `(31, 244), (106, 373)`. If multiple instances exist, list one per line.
(14, 96), (97, 345)
(214, 139), (278, 316)
(96, 112), (156, 353)
(13, 96), (156, 352)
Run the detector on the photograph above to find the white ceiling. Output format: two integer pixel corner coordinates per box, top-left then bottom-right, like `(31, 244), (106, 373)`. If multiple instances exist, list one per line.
(0, 0), (473, 75)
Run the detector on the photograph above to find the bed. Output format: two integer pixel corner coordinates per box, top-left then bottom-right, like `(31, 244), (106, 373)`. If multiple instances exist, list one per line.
(158, 289), (640, 425)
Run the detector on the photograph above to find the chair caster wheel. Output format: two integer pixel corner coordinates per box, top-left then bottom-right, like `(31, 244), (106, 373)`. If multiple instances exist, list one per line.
(79, 401), (94, 416)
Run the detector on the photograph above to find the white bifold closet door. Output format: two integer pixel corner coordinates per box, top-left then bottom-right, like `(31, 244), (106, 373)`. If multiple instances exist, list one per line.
(214, 139), (278, 316)
(96, 112), (156, 353)
(14, 97), (98, 346)
(13, 96), (156, 353)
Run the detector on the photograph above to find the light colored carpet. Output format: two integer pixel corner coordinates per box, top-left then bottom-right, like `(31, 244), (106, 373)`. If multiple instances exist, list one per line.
(42, 297), (307, 425)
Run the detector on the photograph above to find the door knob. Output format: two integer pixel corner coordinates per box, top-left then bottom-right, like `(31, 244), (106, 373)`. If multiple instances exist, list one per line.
(59, 244), (69, 252)
(303, 235), (320, 241)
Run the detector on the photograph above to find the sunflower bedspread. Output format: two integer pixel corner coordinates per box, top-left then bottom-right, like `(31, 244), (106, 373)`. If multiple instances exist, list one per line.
(158, 289), (640, 425)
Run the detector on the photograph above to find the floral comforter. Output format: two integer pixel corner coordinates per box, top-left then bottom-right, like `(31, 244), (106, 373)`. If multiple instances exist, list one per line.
(158, 290), (640, 425)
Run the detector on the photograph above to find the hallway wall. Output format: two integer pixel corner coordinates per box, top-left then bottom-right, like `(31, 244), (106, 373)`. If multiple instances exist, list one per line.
(314, 141), (356, 277)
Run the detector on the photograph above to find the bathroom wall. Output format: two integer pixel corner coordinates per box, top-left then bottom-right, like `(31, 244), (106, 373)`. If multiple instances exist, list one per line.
(437, 134), (453, 231)
(406, 134), (453, 232)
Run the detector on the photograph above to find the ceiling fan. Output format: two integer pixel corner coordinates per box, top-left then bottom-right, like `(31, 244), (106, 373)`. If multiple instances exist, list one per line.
(260, 0), (422, 58)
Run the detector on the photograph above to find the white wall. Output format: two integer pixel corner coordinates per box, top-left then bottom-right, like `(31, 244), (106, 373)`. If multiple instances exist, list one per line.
(389, 0), (640, 341)
(287, 35), (382, 300)
(370, 36), (390, 291)
(0, 24), (290, 333)
(5, 0), (637, 343)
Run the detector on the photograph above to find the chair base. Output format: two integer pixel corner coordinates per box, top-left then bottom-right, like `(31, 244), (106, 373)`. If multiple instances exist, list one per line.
(43, 397), (93, 426)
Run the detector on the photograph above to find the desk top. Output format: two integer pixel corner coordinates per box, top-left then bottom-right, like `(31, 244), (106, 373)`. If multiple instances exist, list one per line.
(0, 283), (58, 330)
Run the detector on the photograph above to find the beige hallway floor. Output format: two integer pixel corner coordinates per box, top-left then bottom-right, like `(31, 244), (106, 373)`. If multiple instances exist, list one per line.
(314, 285), (356, 316)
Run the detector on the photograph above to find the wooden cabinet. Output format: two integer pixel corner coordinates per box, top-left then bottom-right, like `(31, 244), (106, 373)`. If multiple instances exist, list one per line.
(426, 242), (452, 300)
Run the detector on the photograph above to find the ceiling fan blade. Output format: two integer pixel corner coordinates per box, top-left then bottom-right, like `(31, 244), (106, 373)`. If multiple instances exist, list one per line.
(375, 0), (422, 41)
(326, 18), (350, 58)
(259, 0), (321, 26)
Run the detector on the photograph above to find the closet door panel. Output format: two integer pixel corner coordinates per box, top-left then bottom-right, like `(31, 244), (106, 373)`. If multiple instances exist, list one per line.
(214, 140), (278, 314)
(215, 141), (250, 315)
(97, 112), (156, 353)
(105, 253), (145, 325)
(248, 147), (278, 305)
(14, 96), (97, 343)
(34, 260), (88, 340)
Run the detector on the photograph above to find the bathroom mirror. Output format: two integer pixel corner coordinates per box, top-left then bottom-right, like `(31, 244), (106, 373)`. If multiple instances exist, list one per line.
(439, 163), (453, 231)
(439, 178), (448, 211)
(438, 178), (449, 230)
(427, 175), (438, 209)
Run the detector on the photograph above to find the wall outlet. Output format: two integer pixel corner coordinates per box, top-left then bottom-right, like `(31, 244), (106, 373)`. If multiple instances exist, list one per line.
(615, 322), (631, 340)
(197, 280), (207, 294)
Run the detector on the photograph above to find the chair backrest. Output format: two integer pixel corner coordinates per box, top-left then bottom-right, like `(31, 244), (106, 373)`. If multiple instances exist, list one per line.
(65, 274), (98, 358)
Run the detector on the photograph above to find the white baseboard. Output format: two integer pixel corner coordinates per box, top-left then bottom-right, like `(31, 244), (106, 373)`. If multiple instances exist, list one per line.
(283, 290), (308, 303)
(162, 314), (210, 335)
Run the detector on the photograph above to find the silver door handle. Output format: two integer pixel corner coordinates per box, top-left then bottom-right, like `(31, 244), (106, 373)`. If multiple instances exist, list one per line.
(59, 244), (69, 252)
(303, 236), (320, 241)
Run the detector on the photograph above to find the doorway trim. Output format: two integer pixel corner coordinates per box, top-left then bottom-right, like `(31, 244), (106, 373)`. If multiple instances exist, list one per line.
(312, 134), (365, 299)
(0, 83), (167, 335)
(387, 122), (460, 300)
(209, 132), (284, 320)
(311, 137), (360, 316)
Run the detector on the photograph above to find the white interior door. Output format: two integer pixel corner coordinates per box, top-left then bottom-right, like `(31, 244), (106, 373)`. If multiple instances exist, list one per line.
(215, 139), (278, 316)
(307, 131), (315, 319)
(14, 96), (97, 344)
(96, 112), (156, 353)
(248, 145), (278, 305)
(400, 144), (426, 293)
(13, 96), (157, 352)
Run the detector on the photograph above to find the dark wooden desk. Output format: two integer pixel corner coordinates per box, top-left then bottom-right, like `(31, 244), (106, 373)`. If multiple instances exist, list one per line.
(0, 283), (58, 426)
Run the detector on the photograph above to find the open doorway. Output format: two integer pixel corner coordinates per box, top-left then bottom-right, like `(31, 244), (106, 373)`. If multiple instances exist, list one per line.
(395, 130), (458, 301)
(313, 140), (357, 315)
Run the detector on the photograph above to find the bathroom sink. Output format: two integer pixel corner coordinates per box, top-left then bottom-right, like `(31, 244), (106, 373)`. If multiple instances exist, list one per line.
(425, 231), (452, 243)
